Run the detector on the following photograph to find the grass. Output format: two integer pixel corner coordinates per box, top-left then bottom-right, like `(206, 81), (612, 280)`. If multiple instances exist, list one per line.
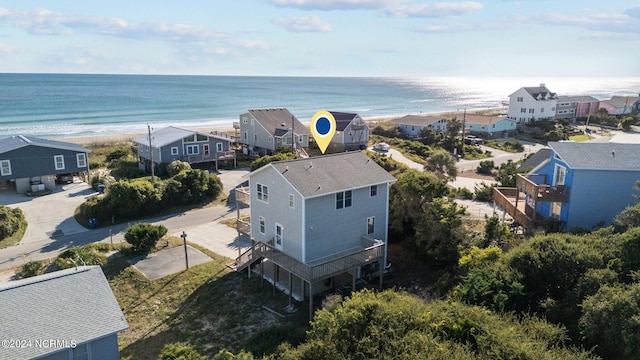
(106, 244), (309, 360)
(569, 134), (591, 142)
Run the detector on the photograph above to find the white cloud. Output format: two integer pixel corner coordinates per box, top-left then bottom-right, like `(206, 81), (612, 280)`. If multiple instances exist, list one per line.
(385, 2), (483, 18)
(268, 0), (390, 11)
(273, 16), (332, 32)
(520, 10), (640, 36)
(0, 44), (11, 53)
(413, 22), (500, 33)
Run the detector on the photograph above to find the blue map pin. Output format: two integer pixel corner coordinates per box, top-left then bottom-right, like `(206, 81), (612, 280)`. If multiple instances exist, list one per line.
(310, 110), (336, 154)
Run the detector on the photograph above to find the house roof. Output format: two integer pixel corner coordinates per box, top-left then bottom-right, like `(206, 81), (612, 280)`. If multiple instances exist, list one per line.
(392, 114), (449, 127)
(609, 133), (640, 144)
(549, 141), (640, 171)
(132, 126), (232, 147)
(510, 84), (557, 100)
(601, 96), (640, 109)
(0, 135), (89, 155)
(0, 266), (128, 359)
(556, 95), (600, 103)
(329, 111), (360, 131)
(247, 108), (311, 136)
(518, 148), (551, 172)
(463, 114), (511, 125)
(254, 151), (396, 198)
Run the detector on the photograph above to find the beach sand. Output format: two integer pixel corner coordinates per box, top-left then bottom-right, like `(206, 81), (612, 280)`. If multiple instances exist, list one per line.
(59, 108), (504, 145)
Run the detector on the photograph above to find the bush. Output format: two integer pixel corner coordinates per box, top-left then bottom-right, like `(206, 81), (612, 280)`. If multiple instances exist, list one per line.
(474, 182), (494, 202)
(55, 244), (109, 270)
(477, 160), (495, 175)
(20, 261), (43, 278)
(124, 223), (168, 254)
(159, 343), (206, 360)
(167, 160), (192, 177)
(0, 206), (26, 241)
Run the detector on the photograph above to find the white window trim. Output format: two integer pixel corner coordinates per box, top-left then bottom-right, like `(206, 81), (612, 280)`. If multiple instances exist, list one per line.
(289, 194), (295, 209)
(367, 216), (375, 235)
(186, 144), (199, 155)
(553, 164), (567, 186)
(257, 183), (269, 203)
(370, 185), (378, 197)
(171, 147), (179, 155)
(0, 160), (11, 176)
(216, 143), (223, 152)
(259, 216), (266, 234)
(336, 190), (352, 210)
(76, 153), (87, 168)
(54, 155), (65, 170)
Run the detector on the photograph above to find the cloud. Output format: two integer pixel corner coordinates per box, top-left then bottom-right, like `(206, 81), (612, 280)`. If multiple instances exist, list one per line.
(413, 22), (500, 33)
(0, 7), (228, 41)
(268, 0), (390, 11)
(385, 2), (483, 18)
(273, 16), (332, 32)
(0, 44), (11, 53)
(624, 7), (640, 19)
(523, 10), (640, 36)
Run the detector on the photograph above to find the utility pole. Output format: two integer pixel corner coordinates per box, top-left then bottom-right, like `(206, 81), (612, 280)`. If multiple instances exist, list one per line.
(147, 124), (155, 183)
(181, 231), (189, 270)
(291, 115), (295, 154)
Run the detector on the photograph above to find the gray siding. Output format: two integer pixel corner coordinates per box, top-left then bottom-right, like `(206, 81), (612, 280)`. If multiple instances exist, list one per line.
(0, 146), (88, 180)
(240, 114), (276, 153)
(331, 120), (369, 151)
(304, 184), (389, 263)
(250, 168), (305, 262)
(37, 334), (120, 360)
(564, 169), (640, 229)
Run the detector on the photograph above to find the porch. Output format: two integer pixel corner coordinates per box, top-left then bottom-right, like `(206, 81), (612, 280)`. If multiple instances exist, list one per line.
(186, 150), (235, 164)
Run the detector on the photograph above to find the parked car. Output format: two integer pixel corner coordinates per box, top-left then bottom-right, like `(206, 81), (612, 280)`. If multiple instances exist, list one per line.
(464, 135), (483, 145)
(55, 174), (73, 184)
(373, 142), (391, 152)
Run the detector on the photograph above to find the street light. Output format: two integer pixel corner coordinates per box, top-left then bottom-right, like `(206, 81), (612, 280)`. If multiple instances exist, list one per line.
(181, 231), (189, 270)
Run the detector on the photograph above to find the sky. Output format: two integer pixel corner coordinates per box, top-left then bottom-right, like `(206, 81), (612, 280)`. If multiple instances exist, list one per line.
(0, 1), (639, 77)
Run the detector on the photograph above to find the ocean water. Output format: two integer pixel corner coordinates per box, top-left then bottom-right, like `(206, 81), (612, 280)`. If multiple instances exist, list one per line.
(1, 73), (639, 139)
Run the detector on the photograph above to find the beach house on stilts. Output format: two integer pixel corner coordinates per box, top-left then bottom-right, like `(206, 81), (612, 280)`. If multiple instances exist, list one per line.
(233, 151), (396, 319)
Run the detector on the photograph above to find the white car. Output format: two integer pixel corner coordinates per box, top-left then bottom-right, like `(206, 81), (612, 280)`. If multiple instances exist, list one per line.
(374, 142), (391, 152)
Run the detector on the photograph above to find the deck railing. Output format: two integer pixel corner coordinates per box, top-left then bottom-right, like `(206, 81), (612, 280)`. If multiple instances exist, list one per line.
(235, 187), (250, 206)
(516, 174), (569, 203)
(493, 187), (532, 228)
(187, 150), (235, 164)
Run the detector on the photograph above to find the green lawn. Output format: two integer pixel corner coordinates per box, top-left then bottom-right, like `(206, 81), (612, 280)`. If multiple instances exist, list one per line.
(569, 134), (591, 142)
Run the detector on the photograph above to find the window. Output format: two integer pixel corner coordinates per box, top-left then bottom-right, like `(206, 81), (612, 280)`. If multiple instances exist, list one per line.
(289, 194), (295, 209)
(370, 185), (378, 197)
(541, 108), (544, 113)
(72, 343), (89, 360)
(259, 216), (265, 234)
(554, 165), (566, 186)
(336, 190), (352, 209)
(367, 217), (375, 235)
(257, 183), (269, 203)
(551, 202), (562, 219)
(54, 155), (65, 170)
(520, 108), (526, 113)
(268, 136), (272, 143)
(243, 132), (247, 140)
(243, 117), (248, 124)
(171, 147), (179, 155)
(186, 145), (199, 155)
(216, 143), (223, 152)
(517, 96), (523, 102)
(529, 108), (535, 113)
(254, 134), (258, 142)
(0, 160), (11, 176)
(76, 153), (87, 168)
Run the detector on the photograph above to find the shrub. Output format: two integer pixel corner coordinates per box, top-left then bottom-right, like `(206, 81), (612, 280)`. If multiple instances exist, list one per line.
(159, 343), (206, 360)
(167, 160), (192, 177)
(20, 261), (43, 278)
(124, 223), (168, 254)
(0, 206), (26, 241)
(477, 160), (495, 175)
(474, 182), (494, 202)
(55, 244), (109, 270)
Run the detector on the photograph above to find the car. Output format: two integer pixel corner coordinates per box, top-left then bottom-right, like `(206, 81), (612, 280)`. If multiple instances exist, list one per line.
(464, 135), (483, 145)
(373, 142), (391, 152)
(55, 174), (73, 184)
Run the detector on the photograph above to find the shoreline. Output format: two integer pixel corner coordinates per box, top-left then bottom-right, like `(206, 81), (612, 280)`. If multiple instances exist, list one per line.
(59, 107), (505, 145)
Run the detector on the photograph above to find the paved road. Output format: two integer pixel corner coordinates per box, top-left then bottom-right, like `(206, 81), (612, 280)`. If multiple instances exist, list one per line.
(0, 169), (252, 272)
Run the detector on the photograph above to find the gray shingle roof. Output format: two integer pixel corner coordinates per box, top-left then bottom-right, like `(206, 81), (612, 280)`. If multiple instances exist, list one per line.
(0, 266), (128, 360)
(247, 108), (310, 136)
(329, 111), (357, 131)
(523, 85), (557, 100)
(549, 141), (640, 170)
(518, 148), (551, 172)
(392, 114), (449, 127)
(0, 135), (90, 155)
(258, 151), (396, 198)
(132, 126), (232, 147)
(557, 95), (599, 103)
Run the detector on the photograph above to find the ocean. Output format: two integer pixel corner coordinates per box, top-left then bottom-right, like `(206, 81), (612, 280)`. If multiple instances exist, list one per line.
(1, 73), (639, 139)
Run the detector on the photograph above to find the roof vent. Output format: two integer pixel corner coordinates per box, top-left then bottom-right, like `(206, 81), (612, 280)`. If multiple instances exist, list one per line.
(612, 149), (616, 157)
(540, 83), (545, 88)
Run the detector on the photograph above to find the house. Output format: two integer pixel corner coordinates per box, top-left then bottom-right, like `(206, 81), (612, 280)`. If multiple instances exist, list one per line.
(234, 151), (396, 318)
(238, 108), (310, 156)
(555, 95), (600, 119)
(0, 135), (90, 193)
(327, 111), (370, 152)
(132, 126), (234, 173)
(493, 142), (640, 231)
(0, 266), (128, 360)
(598, 95), (640, 115)
(464, 114), (517, 138)
(393, 115), (449, 138)
(507, 84), (558, 123)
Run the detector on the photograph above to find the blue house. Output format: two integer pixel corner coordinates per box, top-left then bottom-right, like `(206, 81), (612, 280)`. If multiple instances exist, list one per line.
(464, 114), (517, 139)
(0, 135), (90, 193)
(494, 141), (640, 231)
(0, 266), (128, 360)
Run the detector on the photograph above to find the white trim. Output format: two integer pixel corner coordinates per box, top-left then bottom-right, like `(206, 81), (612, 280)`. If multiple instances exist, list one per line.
(171, 147), (179, 155)
(76, 153), (87, 168)
(367, 216), (375, 235)
(256, 183), (269, 203)
(301, 198), (306, 262)
(216, 142), (223, 152)
(370, 184), (378, 197)
(289, 193), (295, 209)
(259, 216), (266, 235)
(0, 160), (11, 176)
(275, 223), (283, 251)
(54, 155), (65, 170)
(186, 144), (199, 155)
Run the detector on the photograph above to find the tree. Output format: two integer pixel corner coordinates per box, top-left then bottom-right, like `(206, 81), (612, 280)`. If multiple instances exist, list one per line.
(495, 160), (520, 187)
(124, 223), (168, 253)
(167, 160), (192, 177)
(424, 149), (458, 179)
(483, 215), (511, 247)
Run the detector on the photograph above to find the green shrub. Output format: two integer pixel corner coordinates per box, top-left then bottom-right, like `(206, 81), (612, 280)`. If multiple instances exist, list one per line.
(55, 244), (109, 270)
(159, 343), (206, 360)
(474, 182), (494, 202)
(0, 206), (26, 240)
(20, 261), (43, 278)
(124, 223), (168, 254)
(167, 160), (192, 177)
(477, 160), (495, 175)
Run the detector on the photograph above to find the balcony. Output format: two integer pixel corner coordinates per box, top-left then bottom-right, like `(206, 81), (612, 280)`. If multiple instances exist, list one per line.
(516, 174), (569, 203)
(186, 150), (235, 164)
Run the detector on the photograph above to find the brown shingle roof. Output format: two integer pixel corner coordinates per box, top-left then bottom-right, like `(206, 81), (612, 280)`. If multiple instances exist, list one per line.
(247, 108), (310, 136)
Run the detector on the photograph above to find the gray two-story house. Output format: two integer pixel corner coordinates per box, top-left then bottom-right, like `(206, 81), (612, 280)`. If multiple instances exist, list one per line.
(235, 151), (396, 317)
(132, 126), (234, 173)
(0, 266), (129, 360)
(239, 108), (310, 156)
(328, 111), (369, 152)
(0, 135), (90, 193)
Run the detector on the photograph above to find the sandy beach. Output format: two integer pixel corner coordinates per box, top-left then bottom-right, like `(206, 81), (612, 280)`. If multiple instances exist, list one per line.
(58, 108), (504, 146)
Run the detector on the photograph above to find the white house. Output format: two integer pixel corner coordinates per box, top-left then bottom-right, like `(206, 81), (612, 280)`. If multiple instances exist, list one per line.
(238, 108), (310, 156)
(393, 115), (449, 138)
(328, 111), (370, 152)
(507, 84), (557, 123)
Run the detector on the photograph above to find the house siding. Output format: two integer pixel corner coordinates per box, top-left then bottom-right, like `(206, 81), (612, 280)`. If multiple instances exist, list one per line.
(249, 168), (304, 262)
(304, 184), (389, 263)
(37, 334), (120, 360)
(466, 119), (516, 137)
(0, 146), (88, 180)
(331, 117), (369, 151)
(241, 114), (276, 154)
(508, 87), (557, 123)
